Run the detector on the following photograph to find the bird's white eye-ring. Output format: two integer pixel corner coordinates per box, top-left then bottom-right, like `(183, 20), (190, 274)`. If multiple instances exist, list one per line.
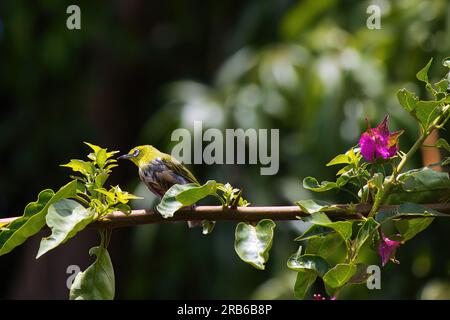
(133, 149), (140, 157)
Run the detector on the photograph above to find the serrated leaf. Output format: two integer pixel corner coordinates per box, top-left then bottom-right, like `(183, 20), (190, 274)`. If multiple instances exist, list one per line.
(61, 159), (94, 176)
(156, 180), (217, 218)
(37, 199), (94, 258)
(234, 219), (276, 270)
(70, 246), (115, 300)
(294, 271), (316, 300)
(0, 180), (78, 256)
(302, 177), (338, 192)
(287, 253), (330, 277)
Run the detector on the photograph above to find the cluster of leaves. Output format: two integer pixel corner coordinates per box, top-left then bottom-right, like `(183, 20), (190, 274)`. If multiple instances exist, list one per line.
(286, 58), (450, 299)
(2, 59), (450, 300)
(156, 180), (273, 268)
(0, 143), (140, 300)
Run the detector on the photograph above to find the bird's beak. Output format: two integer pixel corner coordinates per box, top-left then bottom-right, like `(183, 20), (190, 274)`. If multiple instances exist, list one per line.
(117, 154), (132, 160)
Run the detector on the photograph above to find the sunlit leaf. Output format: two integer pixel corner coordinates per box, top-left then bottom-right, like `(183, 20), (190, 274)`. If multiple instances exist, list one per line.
(303, 177), (338, 192)
(37, 199), (94, 258)
(70, 246), (115, 300)
(157, 180), (217, 218)
(397, 88), (418, 112)
(0, 181), (78, 256)
(234, 219), (276, 270)
(61, 160), (94, 176)
(416, 58), (433, 83)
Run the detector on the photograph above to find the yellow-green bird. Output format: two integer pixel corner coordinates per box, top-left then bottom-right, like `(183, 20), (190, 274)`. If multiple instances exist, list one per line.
(118, 145), (200, 227)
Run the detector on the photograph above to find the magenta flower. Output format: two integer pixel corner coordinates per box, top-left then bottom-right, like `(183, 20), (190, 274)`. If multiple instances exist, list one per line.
(378, 232), (401, 266)
(313, 294), (336, 300)
(359, 115), (403, 162)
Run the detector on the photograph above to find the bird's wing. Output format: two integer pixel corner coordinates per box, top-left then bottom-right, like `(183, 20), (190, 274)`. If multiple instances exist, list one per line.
(161, 156), (200, 185)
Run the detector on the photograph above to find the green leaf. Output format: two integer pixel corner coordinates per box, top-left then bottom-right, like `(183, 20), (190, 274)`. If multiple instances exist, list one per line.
(295, 224), (334, 241)
(95, 188), (116, 201)
(416, 58), (433, 83)
(157, 180), (217, 218)
(96, 149), (108, 169)
(399, 168), (450, 192)
(434, 138), (450, 153)
(234, 219), (276, 270)
(386, 168), (450, 204)
(0, 180), (78, 256)
(414, 100), (441, 129)
(70, 246), (115, 300)
(336, 164), (353, 176)
(95, 172), (110, 188)
(395, 217), (434, 241)
(397, 88), (418, 112)
(294, 271), (316, 300)
(323, 263), (357, 289)
(287, 253), (330, 277)
(353, 218), (379, 259)
(295, 199), (339, 214)
(114, 203), (131, 215)
(326, 154), (351, 166)
(434, 79), (449, 93)
(377, 203), (446, 224)
(306, 233), (347, 265)
(302, 177), (338, 192)
(304, 212), (353, 241)
(36, 199), (94, 258)
(61, 159), (94, 176)
(84, 142), (102, 154)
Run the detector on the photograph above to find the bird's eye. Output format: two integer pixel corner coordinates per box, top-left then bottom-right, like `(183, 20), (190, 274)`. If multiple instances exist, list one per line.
(133, 149), (140, 157)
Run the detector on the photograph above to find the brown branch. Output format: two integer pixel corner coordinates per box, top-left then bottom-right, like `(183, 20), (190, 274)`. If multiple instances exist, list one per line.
(1, 203), (450, 229)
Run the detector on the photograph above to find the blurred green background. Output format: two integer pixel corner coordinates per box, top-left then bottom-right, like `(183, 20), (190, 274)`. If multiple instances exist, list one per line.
(1, 0), (450, 299)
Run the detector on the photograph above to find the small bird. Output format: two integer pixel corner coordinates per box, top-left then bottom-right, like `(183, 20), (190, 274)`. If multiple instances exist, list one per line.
(118, 145), (200, 227)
